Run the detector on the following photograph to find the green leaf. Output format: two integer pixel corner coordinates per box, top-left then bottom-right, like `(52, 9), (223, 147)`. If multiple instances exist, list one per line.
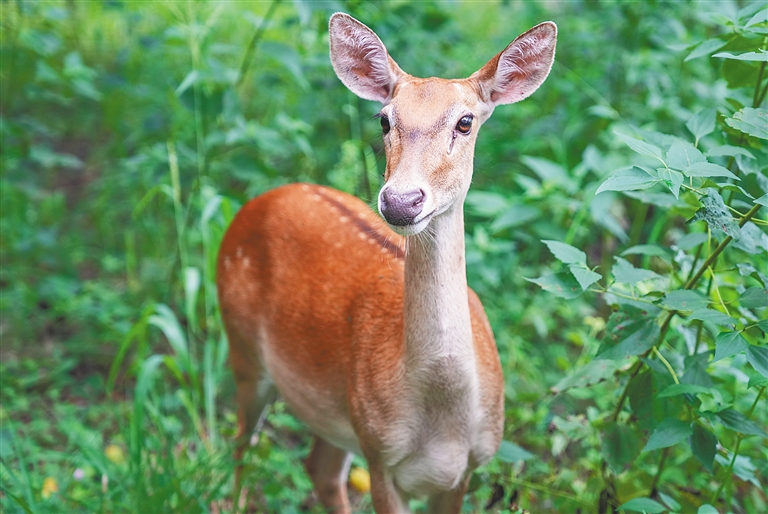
(687, 308), (736, 326)
(465, 191), (509, 217)
(675, 232), (708, 251)
(697, 505), (719, 514)
(618, 498), (667, 513)
(601, 422), (641, 473)
(175, 70), (201, 96)
(542, 240), (587, 265)
(666, 140), (705, 170)
(551, 359), (623, 393)
(755, 193), (768, 207)
(612, 257), (662, 284)
(716, 409), (768, 437)
(597, 316), (660, 361)
(685, 38), (727, 61)
(569, 265), (602, 291)
(713, 50), (768, 61)
(621, 244), (671, 260)
(713, 331), (749, 362)
(739, 287), (768, 308)
(643, 418), (693, 452)
(746, 345), (768, 378)
(596, 166), (661, 194)
(706, 145), (754, 159)
(660, 290), (709, 311)
(744, 8), (768, 28)
(525, 273), (583, 299)
(657, 167), (684, 198)
(615, 132), (665, 161)
(725, 107), (768, 140)
(687, 189), (742, 240)
(749, 373), (768, 389)
(495, 440), (535, 463)
(683, 162), (739, 180)
(490, 205), (539, 232)
(686, 108), (717, 141)
(520, 156), (575, 192)
(657, 383), (711, 398)
(658, 492), (681, 513)
(690, 424), (718, 472)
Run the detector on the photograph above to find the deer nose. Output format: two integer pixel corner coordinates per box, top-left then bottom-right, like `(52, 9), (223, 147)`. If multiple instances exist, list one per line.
(380, 188), (426, 226)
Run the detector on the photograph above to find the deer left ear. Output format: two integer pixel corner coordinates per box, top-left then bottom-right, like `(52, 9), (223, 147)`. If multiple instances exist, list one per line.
(329, 13), (405, 104)
(472, 21), (557, 106)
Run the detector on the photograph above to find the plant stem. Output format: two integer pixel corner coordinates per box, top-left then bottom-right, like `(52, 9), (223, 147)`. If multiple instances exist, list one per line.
(505, 477), (593, 509)
(649, 447), (669, 498)
(236, 0), (281, 88)
(710, 386), (766, 504)
(752, 61), (765, 108)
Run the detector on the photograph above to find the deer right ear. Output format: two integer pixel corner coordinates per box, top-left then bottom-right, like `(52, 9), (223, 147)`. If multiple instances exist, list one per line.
(329, 13), (404, 104)
(472, 21), (557, 107)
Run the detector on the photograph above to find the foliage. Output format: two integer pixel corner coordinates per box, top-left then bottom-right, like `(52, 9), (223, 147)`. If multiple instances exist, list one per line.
(1, 1), (766, 513)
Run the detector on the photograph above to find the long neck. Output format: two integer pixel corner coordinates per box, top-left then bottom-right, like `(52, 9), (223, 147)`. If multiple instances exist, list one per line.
(403, 203), (475, 369)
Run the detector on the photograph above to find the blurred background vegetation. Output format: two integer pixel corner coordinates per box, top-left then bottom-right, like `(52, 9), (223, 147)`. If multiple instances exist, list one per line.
(1, 0), (766, 513)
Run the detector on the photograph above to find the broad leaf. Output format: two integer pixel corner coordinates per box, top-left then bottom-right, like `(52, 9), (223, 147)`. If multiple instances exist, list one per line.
(496, 440), (535, 463)
(596, 166), (661, 194)
(525, 273), (582, 299)
(690, 424), (717, 472)
(725, 107), (768, 140)
(685, 38), (726, 61)
(621, 244), (671, 260)
(551, 359), (622, 393)
(542, 240), (587, 265)
(660, 290), (709, 311)
(739, 287), (768, 308)
(619, 498), (667, 513)
(684, 162), (740, 180)
(755, 193), (768, 207)
(490, 205), (539, 232)
(601, 422), (641, 472)
(612, 257), (662, 284)
(643, 418), (693, 452)
(713, 51), (768, 61)
(657, 167), (684, 198)
(666, 140), (705, 170)
(716, 409), (768, 437)
(687, 308), (736, 326)
(713, 331), (749, 362)
(746, 345), (768, 378)
(597, 313), (660, 361)
(615, 132), (665, 161)
(520, 156), (576, 192)
(687, 189), (742, 240)
(657, 383), (711, 398)
(569, 265), (602, 291)
(706, 145), (754, 159)
(697, 505), (719, 514)
(685, 108), (717, 140)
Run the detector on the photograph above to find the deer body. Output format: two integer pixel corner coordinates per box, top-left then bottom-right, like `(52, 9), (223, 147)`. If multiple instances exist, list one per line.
(218, 13), (556, 513)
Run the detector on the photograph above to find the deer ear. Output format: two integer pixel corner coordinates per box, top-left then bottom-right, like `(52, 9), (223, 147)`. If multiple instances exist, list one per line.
(473, 21), (557, 106)
(329, 13), (404, 104)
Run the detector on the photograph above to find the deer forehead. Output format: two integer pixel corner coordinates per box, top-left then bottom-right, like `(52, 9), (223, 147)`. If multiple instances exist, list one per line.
(389, 78), (481, 131)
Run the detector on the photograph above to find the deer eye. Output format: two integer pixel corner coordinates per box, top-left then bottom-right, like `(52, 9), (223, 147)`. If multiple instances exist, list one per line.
(380, 116), (391, 135)
(456, 115), (473, 134)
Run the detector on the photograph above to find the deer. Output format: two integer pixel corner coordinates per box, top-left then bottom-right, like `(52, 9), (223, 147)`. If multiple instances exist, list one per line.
(217, 12), (557, 513)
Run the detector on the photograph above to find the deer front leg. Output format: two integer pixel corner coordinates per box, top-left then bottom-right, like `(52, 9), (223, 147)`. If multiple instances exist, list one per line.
(305, 437), (353, 514)
(426, 475), (470, 514)
(368, 460), (411, 514)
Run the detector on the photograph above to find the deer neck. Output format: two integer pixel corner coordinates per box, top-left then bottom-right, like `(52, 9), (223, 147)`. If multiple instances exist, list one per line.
(402, 202), (475, 372)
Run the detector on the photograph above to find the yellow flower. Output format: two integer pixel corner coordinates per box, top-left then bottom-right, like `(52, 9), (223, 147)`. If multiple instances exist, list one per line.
(348, 467), (371, 494)
(42, 477), (58, 499)
(105, 444), (125, 464)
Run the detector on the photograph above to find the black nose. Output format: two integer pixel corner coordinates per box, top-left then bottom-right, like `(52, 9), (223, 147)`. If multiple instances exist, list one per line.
(380, 188), (426, 226)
